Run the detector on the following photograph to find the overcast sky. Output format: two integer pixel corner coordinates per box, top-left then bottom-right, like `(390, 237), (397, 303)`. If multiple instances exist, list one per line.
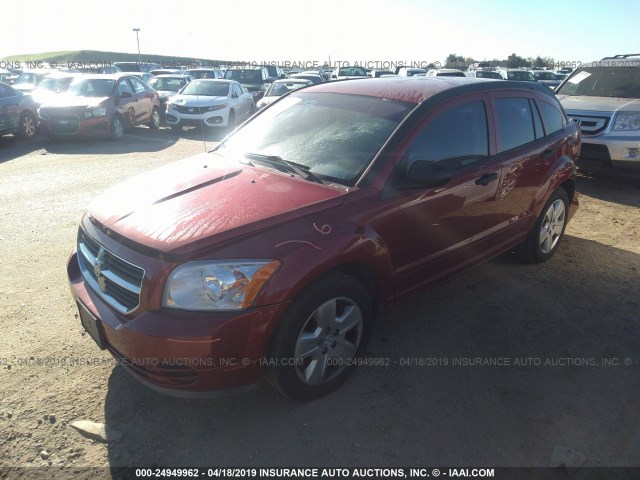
(2, 0), (638, 65)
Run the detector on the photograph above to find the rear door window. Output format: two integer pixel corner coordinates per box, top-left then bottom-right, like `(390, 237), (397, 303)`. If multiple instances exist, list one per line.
(495, 98), (535, 152)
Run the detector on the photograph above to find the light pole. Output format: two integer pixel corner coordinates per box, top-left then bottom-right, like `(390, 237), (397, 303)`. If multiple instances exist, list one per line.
(133, 28), (141, 67)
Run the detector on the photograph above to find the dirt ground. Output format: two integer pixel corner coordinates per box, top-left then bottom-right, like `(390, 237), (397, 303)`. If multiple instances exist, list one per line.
(0, 127), (638, 477)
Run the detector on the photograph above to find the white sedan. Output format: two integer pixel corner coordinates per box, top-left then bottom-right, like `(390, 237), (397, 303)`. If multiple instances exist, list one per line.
(165, 79), (254, 131)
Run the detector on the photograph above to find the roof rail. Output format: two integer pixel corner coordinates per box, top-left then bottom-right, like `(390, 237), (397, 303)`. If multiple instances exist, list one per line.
(600, 54), (640, 60)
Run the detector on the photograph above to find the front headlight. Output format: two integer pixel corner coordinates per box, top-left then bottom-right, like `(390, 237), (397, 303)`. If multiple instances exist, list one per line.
(163, 260), (281, 311)
(205, 104), (227, 112)
(613, 112), (640, 131)
(92, 108), (106, 117)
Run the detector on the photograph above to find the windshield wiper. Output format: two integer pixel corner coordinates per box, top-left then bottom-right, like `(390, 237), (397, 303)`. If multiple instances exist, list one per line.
(243, 153), (323, 184)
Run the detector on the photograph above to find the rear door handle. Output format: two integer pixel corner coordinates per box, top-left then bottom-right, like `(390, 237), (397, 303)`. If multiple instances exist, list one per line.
(475, 172), (498, 186)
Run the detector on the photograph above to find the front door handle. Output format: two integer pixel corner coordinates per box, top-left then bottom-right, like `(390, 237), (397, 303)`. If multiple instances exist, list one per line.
(542, 149), (556, 160)
(475, 172), (498, 186)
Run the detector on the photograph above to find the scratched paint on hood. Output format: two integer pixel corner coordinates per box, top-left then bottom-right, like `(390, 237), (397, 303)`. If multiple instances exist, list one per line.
(87, 152), (346, 253)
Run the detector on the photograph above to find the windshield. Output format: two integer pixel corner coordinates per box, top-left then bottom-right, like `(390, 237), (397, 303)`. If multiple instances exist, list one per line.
(476, 71), (503, 79)
(265, 81), (309, 97)
(438, 71), (465, 77)
(148, 77), (187, 92)
(556, 66), (640, 98)
(534, 72), (558, 80)
(508, 71), (535, 81)
(218, 92), (413, 185)
(181, 81), (229, 96)
(185, 70), (220, 79)
(224, 70), (262, 83)
(65, 79), (115, 97)
(338, 67), (367, 77)
(34, 77), (73, 92)
(114, 63), (141, 72)
(15, 73), (46, 85)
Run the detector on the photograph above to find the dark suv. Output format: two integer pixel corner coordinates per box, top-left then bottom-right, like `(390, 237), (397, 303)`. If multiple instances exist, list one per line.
(68, 78), (580, 400)
(224, 66), (271, 101)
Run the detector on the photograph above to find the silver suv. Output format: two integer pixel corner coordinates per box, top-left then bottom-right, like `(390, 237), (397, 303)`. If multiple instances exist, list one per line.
(556, 54), (640, 168)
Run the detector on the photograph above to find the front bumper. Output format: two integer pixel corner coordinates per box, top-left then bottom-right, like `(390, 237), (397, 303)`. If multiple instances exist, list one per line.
(165, 107), (230, 127)
(67, 247), (289, 397)
(39, 115), (111, 137)
(580, 135), (640, 168)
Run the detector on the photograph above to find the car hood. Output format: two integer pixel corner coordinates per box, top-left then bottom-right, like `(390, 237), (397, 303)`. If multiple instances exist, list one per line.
(43, 95), (110, 109)
(156, 90), (178, 98)
(171, 95), (227, 106)
(87, 152), (347, 256)
(557, 95), (640, 113)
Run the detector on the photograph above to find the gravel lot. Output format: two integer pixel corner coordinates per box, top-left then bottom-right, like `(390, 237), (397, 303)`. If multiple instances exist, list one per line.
(0, 126), (639, 477)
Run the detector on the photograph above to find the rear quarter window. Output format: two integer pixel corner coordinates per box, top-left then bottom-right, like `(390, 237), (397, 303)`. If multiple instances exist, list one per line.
(537, 100), (565, 134)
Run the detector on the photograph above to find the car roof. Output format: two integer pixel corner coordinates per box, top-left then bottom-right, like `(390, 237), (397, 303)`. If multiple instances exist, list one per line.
(582, 58), (640, 67)
(303, 77), (555, 104)
(190, 78), (234, 83)
(152, 74), (193, 78)
(274, 78), (311, 83)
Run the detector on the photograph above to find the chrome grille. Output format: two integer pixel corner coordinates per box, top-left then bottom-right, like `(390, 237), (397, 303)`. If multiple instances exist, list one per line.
(175, 105), (209, 114)
(77, 229), (144, 313)
(49, 115), (80, 134)
(567, 114), (610, 136)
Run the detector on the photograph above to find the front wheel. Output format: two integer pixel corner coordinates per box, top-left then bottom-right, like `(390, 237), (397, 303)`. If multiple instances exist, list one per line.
(17, 112), (37, 139)
(110, 115), (124, 140)
(266, 273), (372, 401)
(148, 107), (160, 129)
(227, 110), (236, 132)
(516, 188), (569, 263)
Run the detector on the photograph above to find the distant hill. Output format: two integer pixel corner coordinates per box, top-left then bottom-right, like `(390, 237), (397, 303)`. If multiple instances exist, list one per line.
(1, 50), (234, 69)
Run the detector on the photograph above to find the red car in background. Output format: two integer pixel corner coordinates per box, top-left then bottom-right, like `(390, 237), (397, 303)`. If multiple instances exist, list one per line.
(67, 77), (580, 400)
(38, 74), (160, 139)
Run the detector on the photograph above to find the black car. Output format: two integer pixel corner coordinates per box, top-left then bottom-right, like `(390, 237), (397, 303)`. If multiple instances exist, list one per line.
(262, 64), (285, 82)
(0, 81), (38, 139)
(224, 66), (271, 101)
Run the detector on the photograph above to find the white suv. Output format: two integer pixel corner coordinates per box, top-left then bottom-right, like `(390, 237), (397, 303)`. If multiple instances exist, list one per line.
(556, 54), (640, 168)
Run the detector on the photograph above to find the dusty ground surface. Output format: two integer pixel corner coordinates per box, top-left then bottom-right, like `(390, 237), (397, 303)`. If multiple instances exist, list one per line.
(0, 127), (639, 478)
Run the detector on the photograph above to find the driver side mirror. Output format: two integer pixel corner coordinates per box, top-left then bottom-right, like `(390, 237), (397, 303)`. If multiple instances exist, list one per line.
(119, 91), (133, 99)
(402, 160), (452, 188)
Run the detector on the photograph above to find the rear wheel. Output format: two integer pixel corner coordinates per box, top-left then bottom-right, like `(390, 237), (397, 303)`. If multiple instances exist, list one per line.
(516, 188), (569, 263)
(266, 273), (372, 401)
(17, 112), (36, 139)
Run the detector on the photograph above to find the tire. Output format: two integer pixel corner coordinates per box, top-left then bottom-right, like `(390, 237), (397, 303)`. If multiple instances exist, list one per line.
(110, 115), (124, 140)
(148, 107), (160, 129)
(516, 188), (569, 263)
(266, 272), (373, 401)
(227, 110), (236, 131)
(17, 111), (37, 139)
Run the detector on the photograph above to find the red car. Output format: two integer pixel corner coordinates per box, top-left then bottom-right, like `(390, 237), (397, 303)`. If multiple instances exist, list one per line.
(67, 77), (580, 400)
(38, 74), (160, 139)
